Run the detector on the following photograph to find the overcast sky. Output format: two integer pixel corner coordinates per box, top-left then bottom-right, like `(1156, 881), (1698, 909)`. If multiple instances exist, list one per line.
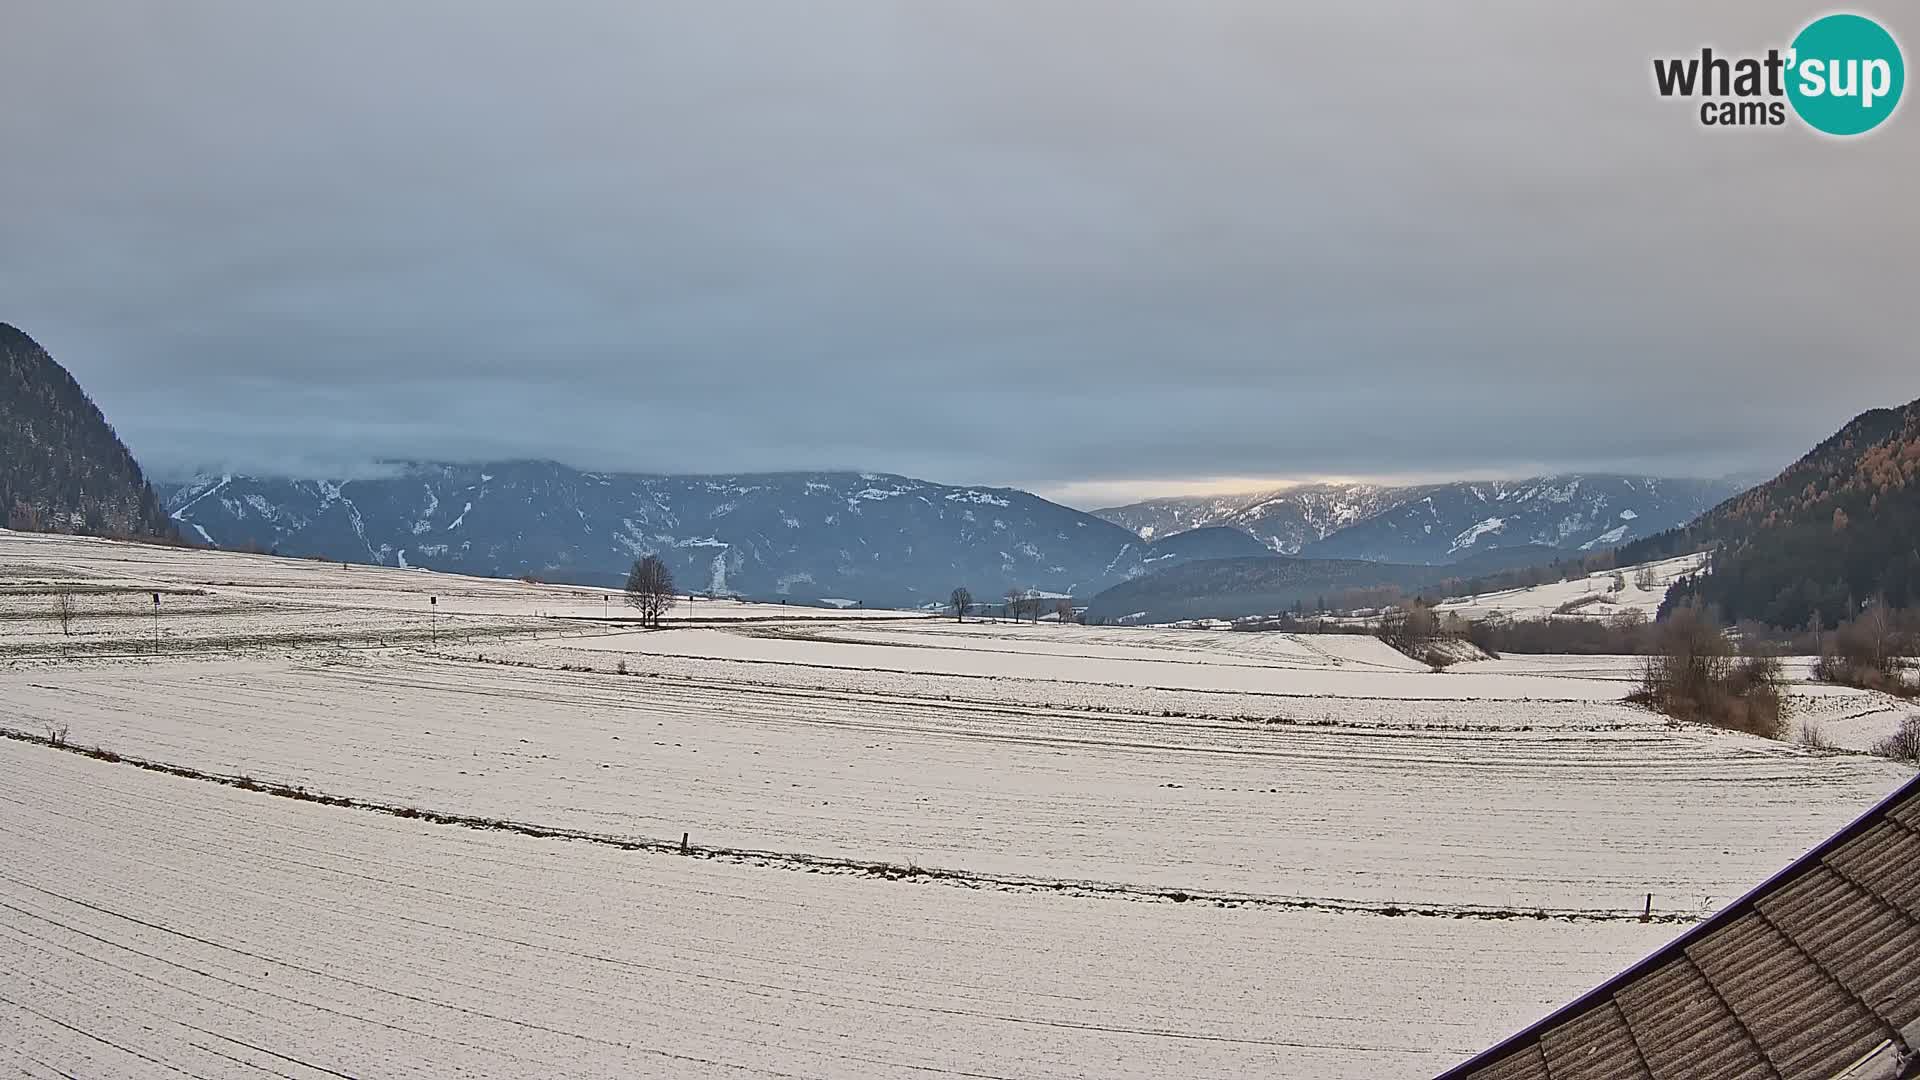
(3, 2), (1915, 506)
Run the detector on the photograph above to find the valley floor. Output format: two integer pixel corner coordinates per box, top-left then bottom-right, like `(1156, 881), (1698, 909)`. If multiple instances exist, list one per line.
(0, 740), (1675, 1080)
(1, 530), (1913, 1078)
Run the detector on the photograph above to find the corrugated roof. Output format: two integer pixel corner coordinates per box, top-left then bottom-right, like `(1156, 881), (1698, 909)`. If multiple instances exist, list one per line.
(1437, 773), (1920, 1080)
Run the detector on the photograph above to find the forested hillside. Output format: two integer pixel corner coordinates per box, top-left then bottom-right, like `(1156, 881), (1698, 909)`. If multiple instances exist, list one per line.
(1621, 398), (1920, 627)
(1, 323), (172, 539)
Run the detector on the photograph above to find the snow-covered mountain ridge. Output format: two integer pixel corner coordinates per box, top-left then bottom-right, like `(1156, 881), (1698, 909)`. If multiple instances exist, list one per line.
(1093, 475), (1737, 563)
(159, 462), (1266, 607)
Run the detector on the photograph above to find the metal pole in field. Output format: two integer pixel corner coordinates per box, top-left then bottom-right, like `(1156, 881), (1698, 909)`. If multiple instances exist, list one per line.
(430, 595), (437, 648)
(151, 592), (159, 654)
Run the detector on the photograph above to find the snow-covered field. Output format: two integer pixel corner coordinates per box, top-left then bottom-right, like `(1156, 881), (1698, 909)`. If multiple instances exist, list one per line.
(12, 651), (1904, 912)
(0, 530), (928, 658)
(1436, 553), (1706, 622)
(0, 741), (1679, 1080)
(541, 622), (1629, 700)
(1784, 678), (1918, 752)
(2, 532), (1914, 1078)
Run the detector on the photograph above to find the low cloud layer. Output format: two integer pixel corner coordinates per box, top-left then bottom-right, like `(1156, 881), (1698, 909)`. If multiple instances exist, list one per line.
(3, 2), (1915, 504)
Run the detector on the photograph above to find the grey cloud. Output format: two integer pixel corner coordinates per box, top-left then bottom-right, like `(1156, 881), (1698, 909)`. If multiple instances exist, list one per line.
(2, 1), (1915, 504)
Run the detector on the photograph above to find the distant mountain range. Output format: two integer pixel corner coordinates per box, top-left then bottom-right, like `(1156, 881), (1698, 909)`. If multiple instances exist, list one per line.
(0, 319), (1758, 612)
(1094, 475), (1739, 562)
(1092, 484), (1400, 553)
(1095, 399), (1920, 627)
(1, 323), (172, 539)
(159, 463), (1275, 607)
(159, 465), (1732, 609)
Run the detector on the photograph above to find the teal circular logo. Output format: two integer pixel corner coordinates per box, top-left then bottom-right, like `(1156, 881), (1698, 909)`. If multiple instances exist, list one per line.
(1787, 14), (1904, 135)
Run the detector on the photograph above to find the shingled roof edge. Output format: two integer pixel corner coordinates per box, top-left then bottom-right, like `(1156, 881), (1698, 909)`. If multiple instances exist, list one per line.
(1433, 769), (1920, 1080)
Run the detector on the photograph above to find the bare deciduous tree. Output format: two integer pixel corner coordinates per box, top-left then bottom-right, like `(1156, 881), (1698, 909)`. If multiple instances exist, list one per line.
(1629, 603), (1786, 738)
(55, 592), (74, 636)
(624, 555), (676, 628)
(1871, 715), (1920, 762)
(1054, 598), (1074, 624)
(1633, 565), (1659, 591)
(1860, 597), (1896, 673)
(1379, 599), (1439, 656)
(949, 587), (972, 622)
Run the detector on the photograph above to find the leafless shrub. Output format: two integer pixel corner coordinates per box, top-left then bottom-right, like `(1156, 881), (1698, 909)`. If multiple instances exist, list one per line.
(1610, 609), (1650, 633)
(1870, 716), (1920, 762)
(1811, 602), (1917, 698)
(615, 659), (628, 676)
(1810, 652), (1901, 694)
(1627, 605), (1787, 739)
(1379, 600), (1439, 657)
(1467, 613), (1650, 656)
(44, 724), (69, 748)
(1002, 586), (1045, 622)
(1797, 720), (1834, 751)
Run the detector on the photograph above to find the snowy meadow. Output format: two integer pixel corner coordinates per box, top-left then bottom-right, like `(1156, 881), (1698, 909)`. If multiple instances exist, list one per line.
(1, 530), (1911, 1079)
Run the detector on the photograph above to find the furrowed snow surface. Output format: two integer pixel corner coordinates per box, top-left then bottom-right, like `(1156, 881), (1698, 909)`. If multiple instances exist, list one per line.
(10, 651), (1903, 910)
(0, 742), (1679, 1080)
(1, 529), (1912, 1077)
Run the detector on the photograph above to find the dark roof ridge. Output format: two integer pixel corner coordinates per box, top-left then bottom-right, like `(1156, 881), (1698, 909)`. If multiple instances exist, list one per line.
(1436, 770), (1920, 1079)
